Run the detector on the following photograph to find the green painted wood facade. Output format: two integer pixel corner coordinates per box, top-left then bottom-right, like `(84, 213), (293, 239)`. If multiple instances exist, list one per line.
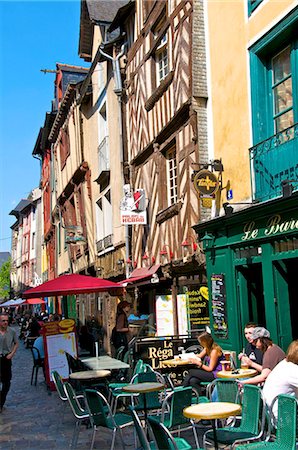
(194, 192), (298, 356)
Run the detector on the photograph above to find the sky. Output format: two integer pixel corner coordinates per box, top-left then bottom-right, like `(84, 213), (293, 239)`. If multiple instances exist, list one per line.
(0, 0), (90, 252)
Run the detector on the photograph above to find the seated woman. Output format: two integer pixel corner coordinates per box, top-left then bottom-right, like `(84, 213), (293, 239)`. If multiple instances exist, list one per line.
(262, 339), (298, 420)
(239, 327), (285, 387)
(182, 331), (224, 393)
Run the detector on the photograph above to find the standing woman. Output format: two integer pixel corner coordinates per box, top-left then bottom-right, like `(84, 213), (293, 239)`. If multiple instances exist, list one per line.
(112, 301), (131, 351)
(183, 331), (224, 393)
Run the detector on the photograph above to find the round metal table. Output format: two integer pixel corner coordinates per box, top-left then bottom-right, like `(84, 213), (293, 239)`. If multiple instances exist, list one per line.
(216, 368), (257, 379)
(184, 402), (242, 450)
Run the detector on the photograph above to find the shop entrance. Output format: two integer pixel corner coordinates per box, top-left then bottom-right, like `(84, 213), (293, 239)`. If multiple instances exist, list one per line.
(236, 263), (266, 334)
(274, 257), (298, 344)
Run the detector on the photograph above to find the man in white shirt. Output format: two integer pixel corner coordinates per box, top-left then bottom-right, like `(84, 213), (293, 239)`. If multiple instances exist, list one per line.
(262, 339), (298, 420)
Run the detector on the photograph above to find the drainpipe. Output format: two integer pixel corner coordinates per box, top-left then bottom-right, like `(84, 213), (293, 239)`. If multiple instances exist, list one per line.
(98, 44), (131, 278)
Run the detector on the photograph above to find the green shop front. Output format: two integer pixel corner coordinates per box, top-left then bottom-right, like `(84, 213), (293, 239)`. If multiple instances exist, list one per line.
(194, 192), (298, 355)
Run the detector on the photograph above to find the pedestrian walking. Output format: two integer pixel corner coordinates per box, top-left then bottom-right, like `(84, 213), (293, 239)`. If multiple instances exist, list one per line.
(0, 312), (19, 411)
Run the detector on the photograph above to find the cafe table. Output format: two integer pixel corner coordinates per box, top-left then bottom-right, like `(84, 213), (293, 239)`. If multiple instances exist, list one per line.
(69, 369), (111, 381)
(123, 382), (165, 436)
(81, 355), (130, 371)
(162, 358), (193, 368)
(216, 368), (257, 379)
(184, 402), (241, 450)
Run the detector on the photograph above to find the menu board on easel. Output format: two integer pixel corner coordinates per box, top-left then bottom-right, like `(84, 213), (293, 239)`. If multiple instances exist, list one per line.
(43, 319), (77, 390)
(211, 274), (228, 338)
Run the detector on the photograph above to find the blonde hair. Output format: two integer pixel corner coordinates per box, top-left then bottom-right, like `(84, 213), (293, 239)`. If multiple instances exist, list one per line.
(286, 340), (298, 365)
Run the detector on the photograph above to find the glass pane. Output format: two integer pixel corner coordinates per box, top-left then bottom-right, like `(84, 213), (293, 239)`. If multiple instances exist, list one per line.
(275, 109), (294, 133)
(273, 77), (293, 115)
(272, 47), (291, 83)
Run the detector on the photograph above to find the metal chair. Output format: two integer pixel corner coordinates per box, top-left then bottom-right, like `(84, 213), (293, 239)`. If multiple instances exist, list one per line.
(204, 385), (266, 449)
(129, 406), (156, 450)
(84, 388), (134, 450)
(30, 346), (45, 385)
(51, 370), (67, 402)
(207, 378), (240, 403)
(63, 381), (90, 449)
(148, 416), (201, 450)
(131, 370), (167, 416)
(234, 394), (297, 450)
(156, 386), (204, 448)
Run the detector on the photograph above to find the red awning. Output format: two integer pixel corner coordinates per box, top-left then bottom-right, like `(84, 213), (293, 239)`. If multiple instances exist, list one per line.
(122, 264), (160, 285)
(25, 298), (46, 305)
(23, 274), (123, 298)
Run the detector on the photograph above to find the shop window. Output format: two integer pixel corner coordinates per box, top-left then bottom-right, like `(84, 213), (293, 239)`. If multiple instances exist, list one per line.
(234, 247), (260, 259)
(165, 145), (178, 206)
(274, 238), (298, 253)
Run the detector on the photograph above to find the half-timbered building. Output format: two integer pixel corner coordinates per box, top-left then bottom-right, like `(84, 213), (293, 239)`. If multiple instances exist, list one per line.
(110, 0), (209, 335)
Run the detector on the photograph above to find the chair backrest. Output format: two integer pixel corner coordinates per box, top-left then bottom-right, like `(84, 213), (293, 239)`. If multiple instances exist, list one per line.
(239, 385), (263, 435)
(84, 388), (113, 428)
(134, 371), (164, 410)
(132, 359), (145, 377)
(63, 381), (88, 419)
(65, 352), (87, 373)
(162, 386), (193, 428)
(129, 406), (151, 450)
(31, 346), (43, 364)
(271, 394), (297, 449)
(115, 345), (126, 361)
(51, 370), (67, 401)
(148, 416), (178, 450)
(207, 379), (239, 403)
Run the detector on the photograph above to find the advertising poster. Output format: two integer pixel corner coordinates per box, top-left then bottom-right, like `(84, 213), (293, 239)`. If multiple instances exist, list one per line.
(155, 295), (174, 336)
(186, 286), (210, 332)
(177, 294), (188, 335)
(43, 318), (77, 390)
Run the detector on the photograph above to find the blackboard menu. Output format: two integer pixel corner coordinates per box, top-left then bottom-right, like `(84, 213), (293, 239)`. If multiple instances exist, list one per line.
(186, 286), (210, 332)
(211, 274), (228, 338)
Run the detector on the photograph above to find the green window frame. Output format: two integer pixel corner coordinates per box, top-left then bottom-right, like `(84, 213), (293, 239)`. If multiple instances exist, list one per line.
(250, 9), (298, 144)
(248, 0), (263, 16)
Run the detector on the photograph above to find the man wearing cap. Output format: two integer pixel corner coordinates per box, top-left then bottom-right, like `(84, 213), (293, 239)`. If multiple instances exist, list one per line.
(0, 313), (18, 411)
(240, 327), (285, 386)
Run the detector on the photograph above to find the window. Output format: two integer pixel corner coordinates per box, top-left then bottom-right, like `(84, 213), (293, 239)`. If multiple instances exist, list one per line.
(271, 46), (294, 133)
(95, 190), (113, 248)
(31, 232), (35, 250)
(156, 33), (169, 83)
(248, 0), (263, 16)
(166, 146), (178, 206)
(59, 127), (70, 168)
(250, 13), (298, 144)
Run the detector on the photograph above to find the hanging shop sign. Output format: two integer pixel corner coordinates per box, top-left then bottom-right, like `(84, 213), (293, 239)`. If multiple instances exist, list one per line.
(65, 226), (86, 244)
(120, 185), (147, 225)
(193, 170), (219, 197)
(211, 274), (228, 339)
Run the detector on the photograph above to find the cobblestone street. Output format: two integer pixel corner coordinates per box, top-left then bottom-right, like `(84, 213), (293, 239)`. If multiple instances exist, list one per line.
(0, 327), (135, 450)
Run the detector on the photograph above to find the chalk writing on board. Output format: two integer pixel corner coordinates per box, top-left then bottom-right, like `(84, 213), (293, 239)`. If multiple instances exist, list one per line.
(211, 274), (228, 338)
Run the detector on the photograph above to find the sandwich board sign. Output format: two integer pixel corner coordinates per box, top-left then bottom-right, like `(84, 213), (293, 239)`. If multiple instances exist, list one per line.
(43, 318), (77, 390)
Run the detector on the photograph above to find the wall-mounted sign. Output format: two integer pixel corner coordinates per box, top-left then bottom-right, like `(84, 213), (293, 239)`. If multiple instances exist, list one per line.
(65, 226), (86, 244)
(241, 214), (298, 242)
(211, 274), (228, 339)
(120, 185), (147, 225)
(193, 170), (219, 197)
